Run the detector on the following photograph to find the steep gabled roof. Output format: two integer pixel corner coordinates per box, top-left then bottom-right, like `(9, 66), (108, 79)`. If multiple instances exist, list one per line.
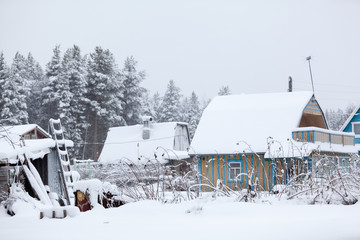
(190, 91), (315, 155)
(99, 122), (189, 164)
(340, 104), (360, 132)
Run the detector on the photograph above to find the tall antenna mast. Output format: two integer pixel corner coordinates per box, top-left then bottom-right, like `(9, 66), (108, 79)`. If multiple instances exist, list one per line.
(306, 56), (315, 95)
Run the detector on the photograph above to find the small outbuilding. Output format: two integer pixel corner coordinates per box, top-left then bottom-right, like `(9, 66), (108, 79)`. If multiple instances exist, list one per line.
(0, 122), (73, 204)
(99, 117), (192, 173)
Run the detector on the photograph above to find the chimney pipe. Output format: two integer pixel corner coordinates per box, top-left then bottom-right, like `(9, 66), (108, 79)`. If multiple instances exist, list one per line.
(288, 76), (293, 92)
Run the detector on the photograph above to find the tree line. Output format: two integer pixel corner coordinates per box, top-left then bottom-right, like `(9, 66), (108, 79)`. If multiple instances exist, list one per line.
(0, 46), (207, 160)
(1, 44), (350, 160)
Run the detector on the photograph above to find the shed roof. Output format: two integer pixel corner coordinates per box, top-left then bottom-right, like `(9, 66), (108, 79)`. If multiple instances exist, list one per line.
(0, 124), (54, 164)
(99, 122), (189, 164)
(1, 124), (51, 138)
(190, 91), (316, 155)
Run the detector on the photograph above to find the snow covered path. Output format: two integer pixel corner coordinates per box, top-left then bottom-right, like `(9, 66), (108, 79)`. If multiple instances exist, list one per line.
(1, 197), (360, 240)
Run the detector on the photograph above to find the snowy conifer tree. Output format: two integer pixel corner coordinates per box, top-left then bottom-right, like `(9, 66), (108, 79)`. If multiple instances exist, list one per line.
(61, 45), (88, 157)
(140, 90), (155, 118)
(121, 56), (145, 125)
(180, 97), (191, 123)
(0, 53), (8, 107)
(158, 80), (181, 122)
(218, 85), (231, 96)
(11, 52), (29, 92)
(0, 52), (10, 121)
(187, 91), (201, 139)
(26, 53), (45, 124)
(26, 53), (44, 84)
(1, 53), (29, 124)
(85, 46), (125, 160)
(325, 104), (356, 130)
(41, 45), (63, 128)
(151, 92), (162, 122)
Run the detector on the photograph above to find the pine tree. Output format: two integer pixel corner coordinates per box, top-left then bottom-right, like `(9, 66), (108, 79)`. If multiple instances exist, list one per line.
(180, 97), (191, 123)
(11, 52), (28, 92)
(121, 56), (145, 125)
(26, 53), (45, 124)
(151, 92), (162, 122)
(61, 45), (88, 158)
(187, 91), (201, 139)
(325, 104), (356, 131)
(1, 53), (29, 125)
(41, 45), (63, 128)
(26, 53), (44, 83)
(140, 90), (155, 118)
(218, 85), (231, 96)
(159, 80), (181, 122)
(0, 52), (9, 114)
(85, 46), (125, 160)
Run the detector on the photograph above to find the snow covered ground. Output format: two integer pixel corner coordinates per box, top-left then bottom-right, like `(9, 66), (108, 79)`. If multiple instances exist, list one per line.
(1, 195), (360, 240)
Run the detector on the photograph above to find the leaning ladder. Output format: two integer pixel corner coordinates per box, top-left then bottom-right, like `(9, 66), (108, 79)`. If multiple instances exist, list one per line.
(49, 119), (73, 205)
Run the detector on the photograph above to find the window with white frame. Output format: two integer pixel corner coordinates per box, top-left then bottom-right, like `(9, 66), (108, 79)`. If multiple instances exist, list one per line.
(228, 162), (241, 181)
(353, 123), (360, 135)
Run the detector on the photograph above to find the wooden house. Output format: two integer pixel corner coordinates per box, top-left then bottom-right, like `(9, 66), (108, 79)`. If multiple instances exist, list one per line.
(99, 116), (192, 173)
(340, 105), (360, 154)
(189, 92), (357, 192)
(0, 123), (73, 204)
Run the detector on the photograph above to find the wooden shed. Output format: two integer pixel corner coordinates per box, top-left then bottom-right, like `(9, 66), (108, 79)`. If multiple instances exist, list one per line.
(190, 92), (357, 192)
(0, 123), (74, 204)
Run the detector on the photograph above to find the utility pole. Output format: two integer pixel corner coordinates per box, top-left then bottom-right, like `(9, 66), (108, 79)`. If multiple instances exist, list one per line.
(288, 76), (293, 92)
(306, 56), (315, 95)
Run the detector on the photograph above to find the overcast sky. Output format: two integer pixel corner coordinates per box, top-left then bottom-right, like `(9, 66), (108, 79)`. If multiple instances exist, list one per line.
(1, 0), (359, 110)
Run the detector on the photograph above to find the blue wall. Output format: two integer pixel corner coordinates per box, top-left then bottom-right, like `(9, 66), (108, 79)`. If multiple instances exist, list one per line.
(343, 107), (360, 147)
(343, 108), (360, 132)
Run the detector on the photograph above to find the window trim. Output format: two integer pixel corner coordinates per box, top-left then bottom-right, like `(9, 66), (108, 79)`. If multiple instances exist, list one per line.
(228, 160), (242, 182)
(352, 122), (360, 137)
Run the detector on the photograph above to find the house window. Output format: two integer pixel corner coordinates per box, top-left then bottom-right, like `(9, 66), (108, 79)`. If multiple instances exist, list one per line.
(353, 123), (360, 135)
(24, 135), (30, 140)
(228, 162), (241, 181)
(31, 135), (37, 139)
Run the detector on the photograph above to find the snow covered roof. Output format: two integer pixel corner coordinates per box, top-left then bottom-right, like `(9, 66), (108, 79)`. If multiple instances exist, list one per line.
(190, 91), (317, 155)
(0, 124), (54, 164)
(1, 124), (51, 138)
(99, 122), (190, 164)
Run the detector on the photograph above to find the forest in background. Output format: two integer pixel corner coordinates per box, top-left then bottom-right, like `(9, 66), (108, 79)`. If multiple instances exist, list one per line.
(0, 46), (208, 160)
(0, 46), (355, 160)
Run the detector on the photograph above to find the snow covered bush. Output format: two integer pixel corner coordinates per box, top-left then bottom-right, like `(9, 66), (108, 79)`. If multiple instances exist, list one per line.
(75, 159), (198, 203)
(279, 154), (360, 205)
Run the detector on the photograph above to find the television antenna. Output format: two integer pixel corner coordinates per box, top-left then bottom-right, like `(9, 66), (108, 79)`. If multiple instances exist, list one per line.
(306, 56), (315, 95)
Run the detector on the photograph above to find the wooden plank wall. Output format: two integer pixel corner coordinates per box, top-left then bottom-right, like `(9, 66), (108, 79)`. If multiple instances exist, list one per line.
(199, 154), (273, 192)
(198, 154), (308, 192)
